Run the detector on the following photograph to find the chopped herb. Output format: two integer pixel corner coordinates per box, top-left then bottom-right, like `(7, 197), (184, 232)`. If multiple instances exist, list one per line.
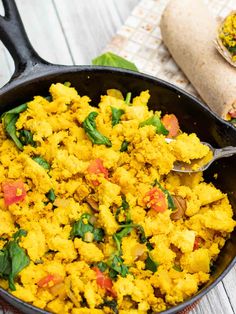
(125, 92), (132, 105)
(0, 229), (30, 290)
(113, 227), (133, 252)
(32, 156), (50, 170)
(145, 254), (159, 273)
(46, 189), (56, 203)
(93, 228), (105, 242)
(146, 242), (154, 251)
(153, 179), (175, 210)
(173, 264), (182, 272)
(230, 118), (236, 124)
(1, 104), (28, 150)
(18, 130), (36, 147)
(108, 254), (129, 278)
(227, 46), (236, 53)
(82, 112), (112, 147)
(64, 81), (71, 87)
(111, 107), (124, 127)
(120, 140), (129, 152)
(92, 52), (138, 72)
(98, 299), (118, 314)
(97, 261), (108, 272)
(139, 115), (169, 135)
(70, 213), (105, 243)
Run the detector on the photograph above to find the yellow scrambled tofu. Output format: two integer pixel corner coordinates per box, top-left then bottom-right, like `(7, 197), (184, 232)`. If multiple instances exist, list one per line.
(0, 83), (235, 314)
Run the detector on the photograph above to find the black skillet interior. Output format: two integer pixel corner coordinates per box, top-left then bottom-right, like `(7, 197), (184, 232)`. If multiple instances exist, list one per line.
(0, 0), (235, 314)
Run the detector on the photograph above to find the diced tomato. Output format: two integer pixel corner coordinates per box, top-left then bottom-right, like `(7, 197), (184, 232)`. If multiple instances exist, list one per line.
(37, 274), (63, 288)
(162, 114), (180, 138)
(2, 180), (26, 206)
(228, 109), (236, 118)
(193, 236), (203, 251)
(87, 158), (109, 186)
(144, 187), (167, 212)
(93, 267), (116, 298)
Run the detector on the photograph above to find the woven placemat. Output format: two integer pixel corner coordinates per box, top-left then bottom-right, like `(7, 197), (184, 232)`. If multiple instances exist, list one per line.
(105, 0), (235, 97)
(1, 0), (235, 313)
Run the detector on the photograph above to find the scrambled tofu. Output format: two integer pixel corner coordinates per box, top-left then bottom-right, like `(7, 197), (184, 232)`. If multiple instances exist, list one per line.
(0, 83), (235, 314)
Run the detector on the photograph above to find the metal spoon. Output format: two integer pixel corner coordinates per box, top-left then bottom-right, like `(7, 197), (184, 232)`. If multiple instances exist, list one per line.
(165, 138), (236, 173)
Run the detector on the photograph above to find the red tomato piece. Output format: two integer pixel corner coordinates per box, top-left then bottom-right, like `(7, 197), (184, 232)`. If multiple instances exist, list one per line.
(37, 274), (63, 288)
(144, 187), (167, 212)
(93, 267), (116, 298)
(162, 114), (180, 138)
(2, 180), (26, 206)
(87, 158), (109, 186)
(228, 109), (236, 118)
(193, 236), (203, 251)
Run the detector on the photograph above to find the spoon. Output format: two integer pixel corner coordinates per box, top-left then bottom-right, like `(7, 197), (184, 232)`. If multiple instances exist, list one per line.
(165, 138), (236, 173)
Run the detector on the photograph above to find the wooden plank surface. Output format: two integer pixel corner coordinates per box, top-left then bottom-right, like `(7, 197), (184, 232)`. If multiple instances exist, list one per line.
(0, 1), (235, 314)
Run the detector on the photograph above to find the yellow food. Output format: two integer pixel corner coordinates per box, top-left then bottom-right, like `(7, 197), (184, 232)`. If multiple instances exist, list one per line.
(0, 83), (235, 314)
(219, 12), (236, 62)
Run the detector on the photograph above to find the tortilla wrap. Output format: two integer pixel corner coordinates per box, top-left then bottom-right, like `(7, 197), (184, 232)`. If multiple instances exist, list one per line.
(160, 0), (236, 118)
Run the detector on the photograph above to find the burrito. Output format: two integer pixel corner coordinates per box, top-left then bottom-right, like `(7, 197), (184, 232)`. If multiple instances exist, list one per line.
(160, 0), (236, 119)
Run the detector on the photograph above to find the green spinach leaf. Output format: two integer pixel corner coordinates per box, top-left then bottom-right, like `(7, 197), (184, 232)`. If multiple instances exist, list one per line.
(99, 299), (118, 314)
(0, 229), (29, 290)
(145, 254), (159, 273)
(108, 255), (129, 278)
(153, 179), (175, 210)
(97, 261), (108, 272)
(111, 107), (124, 127)
(1, 104), (28, 151)
(92, 52), (138, 72)
(82, 112), (112, 147)
(70, 213), (105, 243)
(125, 92), (132, 105)
(18, 130), (36, 147)
(93, 228), (105, 242)
(120, 140), (129, 152)
(139, 115), (169, 135)
(46, 189), (56, 203)
(32, 156), (50, 170)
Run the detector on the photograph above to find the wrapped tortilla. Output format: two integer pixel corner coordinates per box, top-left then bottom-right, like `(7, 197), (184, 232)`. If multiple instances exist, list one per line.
(160, 0), (236, 119)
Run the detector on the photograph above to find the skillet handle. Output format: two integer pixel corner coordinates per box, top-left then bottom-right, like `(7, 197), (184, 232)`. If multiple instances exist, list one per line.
(0, 0), (49, 82)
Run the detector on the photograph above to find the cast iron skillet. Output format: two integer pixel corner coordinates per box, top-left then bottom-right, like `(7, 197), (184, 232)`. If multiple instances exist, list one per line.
(0, 1), (235, 313)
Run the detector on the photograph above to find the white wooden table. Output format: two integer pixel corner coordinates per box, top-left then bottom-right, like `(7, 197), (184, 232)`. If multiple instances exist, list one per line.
(0, 1), (235, 314)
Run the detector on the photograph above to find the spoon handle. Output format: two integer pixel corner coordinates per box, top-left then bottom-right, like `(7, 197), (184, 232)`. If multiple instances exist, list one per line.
(214, 146), (236, 160)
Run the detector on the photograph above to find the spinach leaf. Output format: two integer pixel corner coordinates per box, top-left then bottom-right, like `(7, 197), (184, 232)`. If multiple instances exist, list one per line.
(82, 112), (112, 147)
(1, 104), (28, 151)
(0, 229), (29, 290)
(8, 241), (30, 290)
(125, 92), (132, 105)
(113, 226), (133, 252)
(32, 156), (50, 170)
(173, 264), (182, 272)
(92, 52), (138, 72)
(227, 46), (236, 54)
(153, 179), (175, 210)
(93, 228), (105, 242)
(120, 140), (129, 152)
(146, 242), (154, 251)
(97, 261), (108, 272)
(99, 299), (118, 314)
(115, 195), (131, 224)
(70, 213), (94, 240)
(70, 213), (105, 243)
(139, 115), (169, 135)
(18, 130), (36, 147)
(111, 107), (124, 127)
(108, 255), (129, 278)
(46, 189), (56, 203)
(145, 254), (159, 273)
